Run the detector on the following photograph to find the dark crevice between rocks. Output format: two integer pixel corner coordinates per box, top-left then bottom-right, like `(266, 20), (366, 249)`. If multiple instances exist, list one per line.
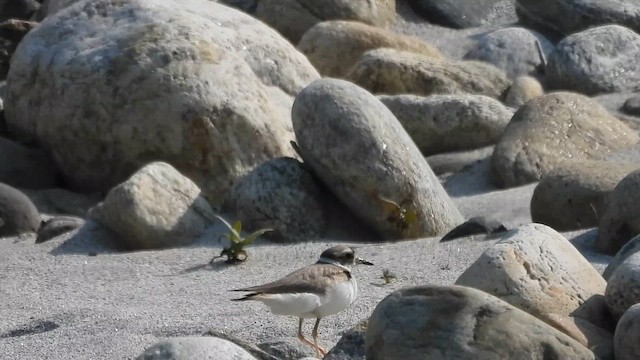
(0, 319), (59, 338)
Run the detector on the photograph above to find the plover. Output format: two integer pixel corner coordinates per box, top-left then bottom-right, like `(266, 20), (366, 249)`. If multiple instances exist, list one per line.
(231, 245), (373, 358)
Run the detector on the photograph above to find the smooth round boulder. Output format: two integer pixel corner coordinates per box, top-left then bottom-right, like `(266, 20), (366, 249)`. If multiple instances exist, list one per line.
(5, 0), (319, 205)
(547, 25), (640, 95)
(297, 20), (442, 78)
(379, 94), (513, 155)
(597, 169), (640, 255)
(256, 0), (395, 44)
(614, 303), (640, 360)
(0, 182), (40, 237)
(515, 0), (640, 36)
(366, 285), (597, 360)
(456, 223), (608, 330)
(531, 160), (638, 231)
(223, 157), (327, 243)
(348, 48), (511, 99)
(605, 252), (640, 319)
(136, 336), (257, 360)
(463, 27), (553, 80)
(408, 0), (512, 29)
(292, 78), (463, 240)
(491, 92), (639, 188)
(603, 235), (640, 280)
(503, 76), (544, 107)
(89, 162), (216, 250)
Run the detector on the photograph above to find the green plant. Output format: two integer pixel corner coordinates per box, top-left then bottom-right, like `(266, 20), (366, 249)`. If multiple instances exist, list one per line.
(380, 268), (397, 284)
(377, 195), (418, 235)
(210, 215), (273, 264)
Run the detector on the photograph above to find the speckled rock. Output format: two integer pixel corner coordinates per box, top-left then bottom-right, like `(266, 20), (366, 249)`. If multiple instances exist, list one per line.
(324, 320), (367, 360)
(0, 182), (40, 237)
(463, 27), (553, 80)
(408, 0), (512, 29)
(491, 92), (639, 188)
(366, 285), (597, 360)
(35, 215), (84, 244)
(89, 162), (216, 250)
(224, 157), (327, 243)
(348, 48), (511, 99)
(504, 76), (544, 107)
(614, 303), (640, 360)
(256, 0), (395, 44)
(136, 336), (257, 360)
(379, 94), (513, 155)
(547, 25), (640, 95)
(298, 20), (442, 78)
(5, 0), (318, 205)
(597, 169), (640, 255)
(456, 223), (609, 331)
(603, 235), (640, 280)
(531, 160), (638, 231)
(605, 251), (640, 319)
(292, 78), (463, 240)
(515, 0), (640, 36)
(257, 338), (316, 359)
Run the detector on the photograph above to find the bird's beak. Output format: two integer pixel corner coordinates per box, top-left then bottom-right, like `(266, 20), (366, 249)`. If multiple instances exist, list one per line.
(357, 257), (374, 266)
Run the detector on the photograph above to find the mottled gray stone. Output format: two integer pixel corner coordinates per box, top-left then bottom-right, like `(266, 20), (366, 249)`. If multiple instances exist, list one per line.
(491, 92), (639, 188)
(408, 0), (512, 29)
(605, 252), (640, 319)
(292, 78), (463, 240)
(603, 235), (640, 280)
(366, 285), (597, 360)
(35, 215), (84, 244)
(614, 303), (640, 360)
(89, 162), (215, 250)
(504, 76), (544, 108)
(0, 182), (40, 236)
(597, 169), (640, 255)
(324, 320), (367, 360)
(136, 336), (257, 360)
(379, 94), (513, 156)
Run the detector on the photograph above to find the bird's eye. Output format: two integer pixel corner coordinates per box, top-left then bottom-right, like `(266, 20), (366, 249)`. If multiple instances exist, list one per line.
(345, 253), (354, 259)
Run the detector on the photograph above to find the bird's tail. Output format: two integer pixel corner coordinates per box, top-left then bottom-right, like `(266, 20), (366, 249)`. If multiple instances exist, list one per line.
(230, 291), (261, 301)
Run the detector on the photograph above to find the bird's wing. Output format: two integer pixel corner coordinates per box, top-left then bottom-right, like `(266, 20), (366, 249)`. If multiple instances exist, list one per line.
(233, 264), (350, 295)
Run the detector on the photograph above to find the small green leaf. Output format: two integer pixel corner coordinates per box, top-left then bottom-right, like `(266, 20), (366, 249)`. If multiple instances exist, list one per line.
(232, 220), (242, 234)
(241, 228), (273, 246)
(214, 215), (241, 240)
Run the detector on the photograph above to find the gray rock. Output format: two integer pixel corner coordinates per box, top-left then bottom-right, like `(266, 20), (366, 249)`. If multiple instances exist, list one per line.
(547, 25), (640, 95)
(20, 188), (99, 218)
(623, 94), (640, 116)
(503, 76), (544, 108)
(592, 92), (640, 130)
(89, 162), (216, 250)
(456, 223), (609, 332)
(603, 235), (640, 280)
(605, 252), (640, 319)
(425, 146), (494, 175)
(379, 94), (513, 156)
(0, 20), (38, 81)
(614, 303), (640, 360)
(366, 285), (597, 359)
(491, 92), (639, 188)
(258, 338), (316, 359)
(5, 0), (318, 206)
(408, 0), (512, 29)
(463, 27), (553, 80)
(298, 20), (442, 79)
(531, 160), (639, 231)
(0, 136), (58, 189)
(0, 182), (40, 236)
(597, 169), (640, 255)
(349, 48), (511, 99)
(35, 215), (84, 244)
(224, 157), (327, 243)
(515, 0), (640, 36)
(136, 336), (257, 360)
(256, 0), (395, 44)
(439, 216), (507, 242)
(202, 329), (277, 360)
(324, 320), (367, 360)
(292, 78), (463, 240)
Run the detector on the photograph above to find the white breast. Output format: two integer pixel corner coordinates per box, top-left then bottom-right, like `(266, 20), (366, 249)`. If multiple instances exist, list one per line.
(314, 276), (358, 318)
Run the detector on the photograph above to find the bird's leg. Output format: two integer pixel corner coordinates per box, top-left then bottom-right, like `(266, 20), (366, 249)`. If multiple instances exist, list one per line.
(312, 318), (328, 357)
(297, 318), (316, 349)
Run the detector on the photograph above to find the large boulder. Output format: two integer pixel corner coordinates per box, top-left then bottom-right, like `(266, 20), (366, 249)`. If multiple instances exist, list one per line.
(256, 0), (395, 44)
(456, 224), (609, 332)
(515, 0), (640, 36)
(0, 182), (40, 237)
(546, 25), (640, 95)
(597, 169), (640, 255)
(408, 0), (512, 29)
(297, 20), (442, 78)
(348, 48), (511, 99)
(366, 285), (597, 359)
(605, 252), (640, 319)
(292, 78), (463, 240)
(223, 157), (327, 243)
(491, 92), (639, 188)
(378, 94), (513, 155)
(531, 160), (638, 231)
(603, 235), (640, 280)
(89, 162), (216, 250)
(614, 303), (640, 360)
(463, 27), (554, 80)
(5, 0), (319, 206)
(136, 336), (257, 360)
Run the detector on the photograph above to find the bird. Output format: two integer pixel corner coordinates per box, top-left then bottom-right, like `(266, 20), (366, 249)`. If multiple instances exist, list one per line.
(231, 245), (373, 358)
